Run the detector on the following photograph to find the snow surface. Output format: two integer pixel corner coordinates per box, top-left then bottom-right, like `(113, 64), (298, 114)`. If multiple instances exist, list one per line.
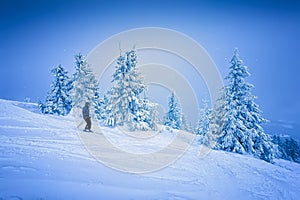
(0, 99), (299, 200)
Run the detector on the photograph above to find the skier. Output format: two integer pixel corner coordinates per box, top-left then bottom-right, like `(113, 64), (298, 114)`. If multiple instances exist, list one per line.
(82, 102), (92, 132)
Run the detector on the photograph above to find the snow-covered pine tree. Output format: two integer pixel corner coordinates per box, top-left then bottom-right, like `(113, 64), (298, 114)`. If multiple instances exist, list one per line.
(104, 50), (157, 130)
(104, 51), (140, 126)
(272, 135), (300, 163)
(195, 99), (212, 145)
(211, 49), (276, 162)
(272, 135), (288, 160)
(163, 92), (184, 130)
(284, 138), (300, 163)
(38, 100), (45, 114)
(94, 93), (106, 121)
(40, 64), (72, 115)
(71, 53), (99, 114)
(181, 115), (191, 132)
(128, 98), (158, 131)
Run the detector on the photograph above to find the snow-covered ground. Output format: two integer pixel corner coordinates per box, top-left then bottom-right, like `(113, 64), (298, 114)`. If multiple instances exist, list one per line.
(0, 99), (299, 200)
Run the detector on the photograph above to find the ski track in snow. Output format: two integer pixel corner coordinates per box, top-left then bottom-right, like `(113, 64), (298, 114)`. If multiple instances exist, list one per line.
(0, 99), (300, 200)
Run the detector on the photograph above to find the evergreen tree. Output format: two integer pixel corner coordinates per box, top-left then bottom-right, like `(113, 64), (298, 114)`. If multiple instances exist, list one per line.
(195, 99), (212, 145)
(211, 49), (276, 162)
(284, 138), (300, 163)
(40, 65), (72, 115)
(164, 92), (184, 130)
(38, 99), (46, 114)
(128, 98), (158, 131)
(94, 93), (106, 121)
(181, 115), (193, 132)
(272, 135), (288, 160)
(104, 50), (157, 130)
(71, 53), (99, 113)
(272, 135), (300, 163)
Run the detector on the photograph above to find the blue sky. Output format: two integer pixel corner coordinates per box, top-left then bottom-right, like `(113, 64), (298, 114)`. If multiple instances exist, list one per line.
(0, 0), (299, 131)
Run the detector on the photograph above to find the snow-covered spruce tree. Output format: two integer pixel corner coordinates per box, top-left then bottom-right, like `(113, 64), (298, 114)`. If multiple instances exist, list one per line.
(71, 53), (99, 113)
(283, 138), (300, 163)
(128, 98), (158, 131)
(38, 99), (46, 113)
(211, 49), (276, 162)
(272, 135), (300, 163)
(181, 115), (192, 132)
(40, 64), (72, 115)
(94, 93), (106, 121)
(104, 50), (157, 131)
(195, 99), (212, 145)
(163, 92), (184, 130)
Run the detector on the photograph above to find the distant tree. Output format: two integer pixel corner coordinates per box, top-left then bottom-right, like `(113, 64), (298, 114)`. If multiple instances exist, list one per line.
(272, 135), (300, 163)
(211, 49), (276, 162)
(164, 92), (184, 130)
(39, 65), (72, 115)
(271, 135), (284, 159)
(195, 99), (212, 145)
(94, 93), (106, 121)
(181, 115), (193, 132)
(71, 53), (99, 113)
(24, 97), (31, 103)
(103, 50), (157, 130)
(38, 99), (46, 113)
(284, 138), (300, 162)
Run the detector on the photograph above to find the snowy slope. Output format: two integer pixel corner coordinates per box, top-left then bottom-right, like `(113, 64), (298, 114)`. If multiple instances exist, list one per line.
(0, 99), (299, 200)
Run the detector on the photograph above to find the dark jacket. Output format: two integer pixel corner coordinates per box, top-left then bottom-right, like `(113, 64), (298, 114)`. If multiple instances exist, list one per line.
(82, 105), (90, 119)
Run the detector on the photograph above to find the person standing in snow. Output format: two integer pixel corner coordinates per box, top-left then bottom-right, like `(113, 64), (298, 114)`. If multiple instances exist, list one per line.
(82, 102), (91, 132)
